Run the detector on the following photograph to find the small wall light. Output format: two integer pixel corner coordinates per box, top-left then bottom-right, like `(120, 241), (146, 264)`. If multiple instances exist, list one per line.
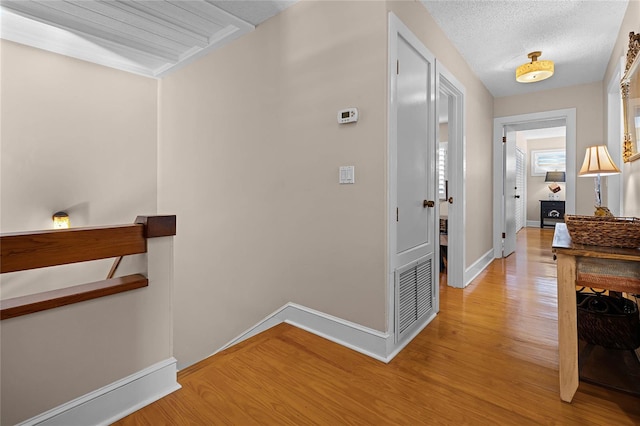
(52, 211), (70, 229)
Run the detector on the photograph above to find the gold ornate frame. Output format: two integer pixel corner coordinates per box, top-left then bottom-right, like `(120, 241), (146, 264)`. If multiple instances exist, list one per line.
(622, 31), (640, 162)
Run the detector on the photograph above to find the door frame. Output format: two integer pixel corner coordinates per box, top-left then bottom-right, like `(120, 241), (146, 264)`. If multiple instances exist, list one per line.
(435, 61), (466, 288)
(493, 109), (576, 258)
(515, 146), (527, 231)
(387, 12), (437, 339)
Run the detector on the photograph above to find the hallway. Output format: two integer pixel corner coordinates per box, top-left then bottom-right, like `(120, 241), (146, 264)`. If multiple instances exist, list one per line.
(117, 228), (640, 425)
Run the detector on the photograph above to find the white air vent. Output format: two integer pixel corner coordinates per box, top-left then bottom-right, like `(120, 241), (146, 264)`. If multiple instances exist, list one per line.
(395, 256), (434, 342)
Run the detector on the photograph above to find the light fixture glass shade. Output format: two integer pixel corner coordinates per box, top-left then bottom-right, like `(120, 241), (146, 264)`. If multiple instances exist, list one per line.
(516, 51), (554, 83)
(52, 211), (70, 229)
(579, 145), (621, 177)
(544, 171), (566, 183)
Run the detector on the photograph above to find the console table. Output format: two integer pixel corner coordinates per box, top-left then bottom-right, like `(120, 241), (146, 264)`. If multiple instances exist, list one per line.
(552, 223), (640, 402)
(540, 200), (565, 228)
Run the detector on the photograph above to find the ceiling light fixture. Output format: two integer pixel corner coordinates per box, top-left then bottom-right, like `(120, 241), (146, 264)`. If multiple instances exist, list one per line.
(516, 51), (554, 83)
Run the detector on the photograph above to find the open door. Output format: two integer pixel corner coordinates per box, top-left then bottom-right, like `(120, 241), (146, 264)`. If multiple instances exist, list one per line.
(503, 127), (517, 257)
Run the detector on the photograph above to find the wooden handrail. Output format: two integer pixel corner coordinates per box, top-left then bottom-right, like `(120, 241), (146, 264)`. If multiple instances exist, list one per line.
(1, 225), (145, 274)
(0, 274), (148, 320)
(0, 215), (176, 320)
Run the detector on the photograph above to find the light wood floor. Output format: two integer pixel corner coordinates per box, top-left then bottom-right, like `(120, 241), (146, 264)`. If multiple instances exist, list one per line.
(116, 228), (640, 425)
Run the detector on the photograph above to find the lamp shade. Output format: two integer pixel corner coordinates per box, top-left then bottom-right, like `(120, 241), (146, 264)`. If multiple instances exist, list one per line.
(544, 171), (566, 182)
(579, 145), (621, 177)
(516, 51), (554, 83)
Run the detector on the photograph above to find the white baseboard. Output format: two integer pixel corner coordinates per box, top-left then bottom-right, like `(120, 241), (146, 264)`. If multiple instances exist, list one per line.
(213, 302), (440, 365)
(213, 304), (290, 357)
(18, 358), (180, 426)
(284, 303), (392, 362)
(385, 311), (437, 360)
(526, 220), (540, 228)
(464, 248), (494, 287)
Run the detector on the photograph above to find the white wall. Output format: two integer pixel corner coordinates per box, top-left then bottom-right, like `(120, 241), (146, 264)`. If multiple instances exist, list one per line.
(0, 40), (169, 425)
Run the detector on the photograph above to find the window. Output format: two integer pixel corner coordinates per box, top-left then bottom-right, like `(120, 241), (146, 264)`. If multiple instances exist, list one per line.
(531, 149), (565, 176)
(439, 142), (448, 199)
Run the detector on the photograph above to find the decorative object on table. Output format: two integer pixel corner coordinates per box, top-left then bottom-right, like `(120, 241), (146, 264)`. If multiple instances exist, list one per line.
(52, 211), (70, 229)
(545, 171), (565, 199)
(516, 51), (554, 83)
(594, 206), (614, 217)
(564, 215), (640, 248)
(578, 145), (621, 215)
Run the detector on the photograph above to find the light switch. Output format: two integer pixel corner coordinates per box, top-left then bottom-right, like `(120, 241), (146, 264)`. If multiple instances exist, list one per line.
(339, 166), (355, 184)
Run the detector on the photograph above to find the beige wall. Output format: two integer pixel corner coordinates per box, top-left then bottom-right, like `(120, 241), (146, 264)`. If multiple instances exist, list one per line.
(160, 1), (389, 368)
(604, 0), (640, 216)
(387, 0), (495, 267)
(494, 82), (604, 216)
(160, 0), (496, 368)
(0, 41), (170, 425)
(524, 137), (566, 222)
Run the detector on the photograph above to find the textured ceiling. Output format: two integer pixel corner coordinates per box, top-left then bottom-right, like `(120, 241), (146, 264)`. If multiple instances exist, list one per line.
(0, 1), (630, 97)
(421, 0), (629, 97)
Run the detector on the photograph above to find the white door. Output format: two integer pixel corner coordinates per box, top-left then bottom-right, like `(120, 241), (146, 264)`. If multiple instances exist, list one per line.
(503, 127), (517, 257)
(515, 147), (525, 232)
(397, 35), (432, 255)
(389, 14), (437, 343)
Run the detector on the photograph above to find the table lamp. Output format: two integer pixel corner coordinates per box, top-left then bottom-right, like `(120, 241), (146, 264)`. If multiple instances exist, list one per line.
(545, 171), (565, 199)
(578, 145), (620, 215)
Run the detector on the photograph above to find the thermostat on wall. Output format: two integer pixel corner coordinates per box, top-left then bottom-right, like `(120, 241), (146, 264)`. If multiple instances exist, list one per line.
(337, 107), (358, 124)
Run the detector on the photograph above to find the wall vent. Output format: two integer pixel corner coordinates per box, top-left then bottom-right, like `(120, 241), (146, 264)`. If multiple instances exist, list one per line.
(395, 256), (433, 342)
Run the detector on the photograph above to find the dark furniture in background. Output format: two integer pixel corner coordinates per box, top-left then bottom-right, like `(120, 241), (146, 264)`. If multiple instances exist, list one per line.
(540, 200), (565, 228)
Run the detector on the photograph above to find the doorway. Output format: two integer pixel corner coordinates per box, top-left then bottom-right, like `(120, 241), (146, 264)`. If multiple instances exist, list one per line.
(436, 62), (465, 288)
(493, 109), (577, 258)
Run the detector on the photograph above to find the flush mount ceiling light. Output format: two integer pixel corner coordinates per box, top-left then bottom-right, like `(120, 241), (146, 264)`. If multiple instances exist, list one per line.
(516, 51), (554, 83)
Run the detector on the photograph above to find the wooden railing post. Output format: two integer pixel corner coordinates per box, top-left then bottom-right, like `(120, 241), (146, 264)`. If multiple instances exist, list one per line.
(107, 215), (177, 279)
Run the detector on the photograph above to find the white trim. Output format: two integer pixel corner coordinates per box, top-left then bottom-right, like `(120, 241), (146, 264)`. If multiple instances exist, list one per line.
(493, 109), (576, 259)
(435, 60), (466, 289)
(212, 302), (440, 365)
(464, 248), (494, 287)
(18, 358), (180, 426)
(526, 220), (541, 228)
(284, 303), (391, 363)
(385, 312), (436, 361)
(216, 303), (392, 362)
(212, 304), (290, 360)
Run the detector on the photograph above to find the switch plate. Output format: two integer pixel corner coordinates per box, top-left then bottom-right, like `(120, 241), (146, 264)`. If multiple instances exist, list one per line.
(339, 166), (355, 184)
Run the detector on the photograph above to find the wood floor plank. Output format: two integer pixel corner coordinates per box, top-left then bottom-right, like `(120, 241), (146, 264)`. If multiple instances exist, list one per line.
(114, 228), (640, 425)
